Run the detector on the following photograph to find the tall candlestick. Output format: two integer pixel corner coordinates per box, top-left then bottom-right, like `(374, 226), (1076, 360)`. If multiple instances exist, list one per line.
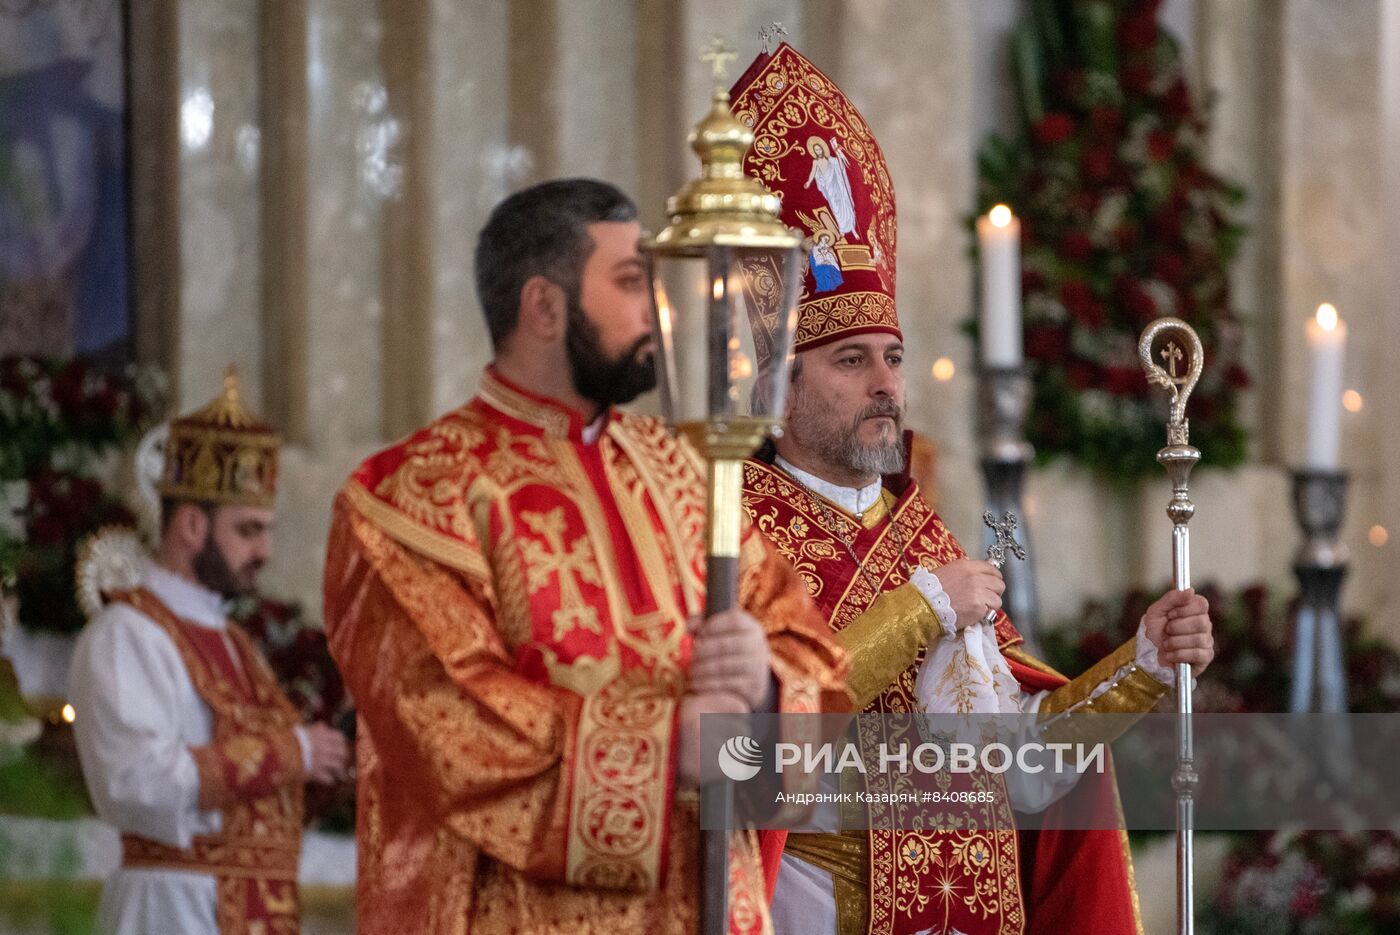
(977, 204), (1022, 367)
(1304, 303), (1347, 470)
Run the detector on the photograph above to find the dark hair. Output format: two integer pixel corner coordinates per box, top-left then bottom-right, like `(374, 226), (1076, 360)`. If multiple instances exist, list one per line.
(474, 178), (638, 350)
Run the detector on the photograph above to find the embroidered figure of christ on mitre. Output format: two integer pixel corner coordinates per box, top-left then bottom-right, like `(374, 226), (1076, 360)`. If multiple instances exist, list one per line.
(727, 41), (1207, 935)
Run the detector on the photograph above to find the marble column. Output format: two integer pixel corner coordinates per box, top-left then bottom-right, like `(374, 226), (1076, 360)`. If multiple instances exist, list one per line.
(425, 0), (513, 414)
(824, 1), (983, 541)
(176, 0), (264, 408)
(1277, 0), (1387, 629)
(1195, 0), (1284, 462)
(128, 0), (182, 378)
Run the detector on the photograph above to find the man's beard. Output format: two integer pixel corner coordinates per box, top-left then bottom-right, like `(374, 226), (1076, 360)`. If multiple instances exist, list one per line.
(565, 296), (656, 409)
(788, 390), (906, 477)
(193, 535), (262, 599)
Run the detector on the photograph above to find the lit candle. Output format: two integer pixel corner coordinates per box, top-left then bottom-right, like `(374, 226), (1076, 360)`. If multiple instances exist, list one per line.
(1304, 303), (1348, 470)
(976, 204), (1023, 367)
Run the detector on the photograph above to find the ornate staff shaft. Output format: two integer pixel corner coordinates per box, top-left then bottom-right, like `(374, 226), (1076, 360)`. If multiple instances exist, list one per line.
(1139, 318), (1203, 935)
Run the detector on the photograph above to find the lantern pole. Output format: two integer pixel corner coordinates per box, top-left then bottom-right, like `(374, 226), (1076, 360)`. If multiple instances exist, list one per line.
(640, 37), (807, 935)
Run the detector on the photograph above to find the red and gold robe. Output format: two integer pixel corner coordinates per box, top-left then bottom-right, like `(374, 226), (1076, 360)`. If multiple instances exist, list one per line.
(742, 456), (1166, 935)
(323, 369), (847, 935)
(108, 588), (305, 934)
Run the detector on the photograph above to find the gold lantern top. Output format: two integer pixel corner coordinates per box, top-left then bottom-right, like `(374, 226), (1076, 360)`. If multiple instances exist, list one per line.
(642, 39), (804, 256)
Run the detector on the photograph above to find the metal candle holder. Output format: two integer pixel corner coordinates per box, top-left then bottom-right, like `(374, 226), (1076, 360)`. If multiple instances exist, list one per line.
(975, 365), (1041, 646)
(1288, 469), (1350, 714)
(1139, 317), (1203, 935)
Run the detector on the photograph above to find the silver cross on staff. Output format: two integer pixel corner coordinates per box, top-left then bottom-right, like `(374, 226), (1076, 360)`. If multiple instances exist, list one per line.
(982, 510), (1026, 625)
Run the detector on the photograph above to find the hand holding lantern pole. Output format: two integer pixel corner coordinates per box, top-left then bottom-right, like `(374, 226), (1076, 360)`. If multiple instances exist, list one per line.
(640, 36), (807, 935)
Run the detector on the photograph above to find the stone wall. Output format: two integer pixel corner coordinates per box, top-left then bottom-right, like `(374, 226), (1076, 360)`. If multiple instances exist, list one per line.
(129, 0), (1397, 647)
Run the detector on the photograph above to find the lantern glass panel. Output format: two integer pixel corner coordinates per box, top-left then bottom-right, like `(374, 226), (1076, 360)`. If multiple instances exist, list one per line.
(646, 245), (803, 431)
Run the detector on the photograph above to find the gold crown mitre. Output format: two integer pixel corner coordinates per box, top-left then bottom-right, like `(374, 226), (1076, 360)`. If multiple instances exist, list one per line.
(158, 366), (280, 507)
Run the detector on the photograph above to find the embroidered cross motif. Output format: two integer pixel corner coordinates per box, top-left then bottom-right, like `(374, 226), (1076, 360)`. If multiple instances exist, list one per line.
(521, 507), (604, 641)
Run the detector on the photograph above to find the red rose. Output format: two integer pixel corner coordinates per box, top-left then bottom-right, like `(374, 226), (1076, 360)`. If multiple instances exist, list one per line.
(1021, 268), (1046, 293)
(1079, 631), (1115, 662)
(1103, 366), (1149, 398)
(30, 512), (67, 546)
(1224, 363), (1252, 390)
(1120, 281), (1153, 324)
(1052, 69), (1086, 103)
(1121, 64), (1155, 96)
(1147, 130), (1175, 162)
(1288, 883), (1321, 919)
(1061, 280), (1106, 328)
(1151, 204), (1184, 241)
(1061, 230), (1094, 263)
(1069, 191), (1099, 220)
(1025, 325), (1068, 363)
(1089, 106), (1124, 139)
(1032, 112), (1075, 146)
(1164, 79), (1193, 119)
(1116, 13), (1159, 51)
(1152, 253), (1188, 287)
(1080, 146), (1115, 182)
(1114, 223), (1141, 252)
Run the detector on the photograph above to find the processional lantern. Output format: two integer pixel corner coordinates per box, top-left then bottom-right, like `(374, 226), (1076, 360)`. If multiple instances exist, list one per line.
(639, 38), (806, 935)
(642, 38), (805, 585)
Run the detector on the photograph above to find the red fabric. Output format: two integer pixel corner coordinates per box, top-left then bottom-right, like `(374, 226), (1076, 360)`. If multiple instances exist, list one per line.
(727, 43), (902, 354)
(1007, 653), (1141, 934)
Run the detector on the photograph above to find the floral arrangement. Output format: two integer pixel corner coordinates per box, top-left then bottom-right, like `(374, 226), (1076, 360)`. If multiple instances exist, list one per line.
(0, 356), (166, 634)
(1043, 581), (1400, 930)
(1208, 831), (1400, 934)
(975, 0), (1250, 479)
(1040, 581), (1400, 714)
(231, 594), (347, 726)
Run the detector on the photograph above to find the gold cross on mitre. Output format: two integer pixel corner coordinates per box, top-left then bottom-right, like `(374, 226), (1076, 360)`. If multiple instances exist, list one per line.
(700, 36), (736, 83)
(1160, 340), (1184, 380)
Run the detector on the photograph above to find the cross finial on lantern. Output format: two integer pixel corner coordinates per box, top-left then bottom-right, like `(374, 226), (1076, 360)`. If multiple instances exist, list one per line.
(700, 36), (737, 84)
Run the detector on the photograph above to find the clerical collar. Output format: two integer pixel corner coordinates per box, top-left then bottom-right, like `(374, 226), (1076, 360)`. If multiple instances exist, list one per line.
(143, 564), (228, 630)
(479, 366), (614, 443)
(774, 454), (883, 518)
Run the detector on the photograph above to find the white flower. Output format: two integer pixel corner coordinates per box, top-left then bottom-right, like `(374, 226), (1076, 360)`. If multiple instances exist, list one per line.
(0, 481), (27, 541)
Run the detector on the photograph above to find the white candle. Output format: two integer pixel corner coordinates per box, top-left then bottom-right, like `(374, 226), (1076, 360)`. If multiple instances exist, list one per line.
(1304, 303), (1348, 469)
(977, 204), (1023, 367)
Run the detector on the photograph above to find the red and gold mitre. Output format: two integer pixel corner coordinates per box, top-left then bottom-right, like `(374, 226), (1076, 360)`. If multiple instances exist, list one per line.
(158, 366), (279, 507)
(728, 42), (900, 353)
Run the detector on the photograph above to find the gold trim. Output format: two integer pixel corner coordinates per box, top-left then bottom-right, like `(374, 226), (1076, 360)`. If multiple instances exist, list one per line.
(835, 583), (937, 710)
(479, 370), (573, 438)
(1002, 645), (1066, 679)
(1038, 637), (1168, 716)
(795, 291), (902, 350)
(564, 685), (677, 890)
(342, 480), (490, 581)
(606, 419), (707, 616)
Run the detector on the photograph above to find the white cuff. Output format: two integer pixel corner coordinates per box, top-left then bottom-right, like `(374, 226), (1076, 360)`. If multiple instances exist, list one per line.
(1135, 618), (1187, 686)
(910, 567), (957, 640)
(293, 725), (312, 771)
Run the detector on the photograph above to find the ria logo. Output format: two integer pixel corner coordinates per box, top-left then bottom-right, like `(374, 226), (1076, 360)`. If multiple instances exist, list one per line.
(717, 735), (764, 782)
